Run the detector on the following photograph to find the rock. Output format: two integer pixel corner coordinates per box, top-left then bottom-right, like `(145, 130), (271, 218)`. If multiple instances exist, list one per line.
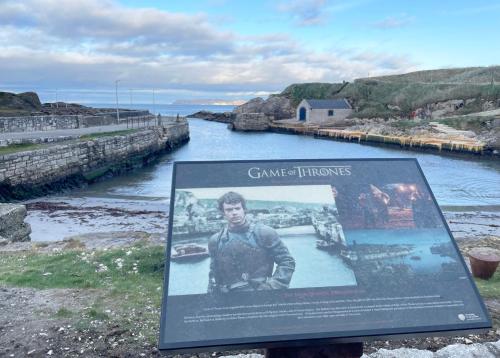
(188, 110), (234, 123)
(361, 340), (500, 358)
(234, 97), (266, 114)
(435, 340), (500, 357)
(234, 96), (294, 120)
(364, 348), (433, 357)
(0, 204), (31, 242)
(231, 113), (271, 131)
(0, 91), (42, 114)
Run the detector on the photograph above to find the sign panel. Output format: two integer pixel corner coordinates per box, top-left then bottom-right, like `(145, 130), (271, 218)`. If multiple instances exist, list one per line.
(159, 159), (491, 352)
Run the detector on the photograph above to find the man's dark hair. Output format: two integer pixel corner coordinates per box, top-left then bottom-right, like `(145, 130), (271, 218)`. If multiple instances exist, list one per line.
(217, 191), (247, 211)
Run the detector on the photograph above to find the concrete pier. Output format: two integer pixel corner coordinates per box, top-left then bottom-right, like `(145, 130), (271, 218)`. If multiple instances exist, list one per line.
(269, 122), (486, 154)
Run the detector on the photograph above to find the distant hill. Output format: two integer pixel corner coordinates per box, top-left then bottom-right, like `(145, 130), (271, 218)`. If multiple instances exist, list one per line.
(0, 91), (42, 116)
(275, 66), (500, 118)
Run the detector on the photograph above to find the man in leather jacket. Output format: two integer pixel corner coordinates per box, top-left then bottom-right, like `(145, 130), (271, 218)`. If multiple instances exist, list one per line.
(207, 191), (295, 294)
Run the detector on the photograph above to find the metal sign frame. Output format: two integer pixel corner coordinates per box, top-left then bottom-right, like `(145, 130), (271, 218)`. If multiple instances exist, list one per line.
(159, 158), (491, 353)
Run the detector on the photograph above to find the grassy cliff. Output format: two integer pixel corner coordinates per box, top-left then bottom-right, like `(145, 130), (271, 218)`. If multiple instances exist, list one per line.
(279, 66), (500, 118)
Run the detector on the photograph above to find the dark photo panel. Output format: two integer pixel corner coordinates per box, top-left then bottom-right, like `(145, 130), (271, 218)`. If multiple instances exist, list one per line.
(159, 159), (491, 353)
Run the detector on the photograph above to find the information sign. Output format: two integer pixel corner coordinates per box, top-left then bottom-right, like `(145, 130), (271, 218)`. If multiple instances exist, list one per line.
(159, 159), (491, 353)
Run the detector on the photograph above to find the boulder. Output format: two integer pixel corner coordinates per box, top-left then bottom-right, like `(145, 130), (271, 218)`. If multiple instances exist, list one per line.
(231, 113), (271, 131)
(234, 97), (266, 114)
(234, 96), (295, 120)
(0, 204), (31, 242)
(188, 110), (234, 123)
(0, 91), (42, 115)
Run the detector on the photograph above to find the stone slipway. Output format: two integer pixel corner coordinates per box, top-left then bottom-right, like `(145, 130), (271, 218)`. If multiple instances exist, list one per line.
(269, 122), (488, 155)
(0, 121), (189, 201)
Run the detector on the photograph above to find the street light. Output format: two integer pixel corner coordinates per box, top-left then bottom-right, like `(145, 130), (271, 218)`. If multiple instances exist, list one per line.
(115, 80), (121, 122)
(152, 88), (156, 116)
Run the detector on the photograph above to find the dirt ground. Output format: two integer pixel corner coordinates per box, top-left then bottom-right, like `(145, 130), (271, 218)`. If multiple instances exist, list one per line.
(0, 284), (498, 357)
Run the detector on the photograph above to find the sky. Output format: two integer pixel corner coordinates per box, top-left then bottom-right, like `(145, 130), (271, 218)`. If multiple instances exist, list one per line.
(0, 0), (499, 104)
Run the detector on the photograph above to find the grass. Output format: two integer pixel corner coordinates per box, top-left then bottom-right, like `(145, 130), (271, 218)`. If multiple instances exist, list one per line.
(0, 244), (165, 343)
(0, 143), (45, 155)
(0, 244), (164, 290)
(278, 66), (500, 118)
(436, 116), (492, 133)
(80, 129), (138, 140)
(390, 120), (430, 129)
(55, 307), (74, 318)
(474, 271), (500, 299)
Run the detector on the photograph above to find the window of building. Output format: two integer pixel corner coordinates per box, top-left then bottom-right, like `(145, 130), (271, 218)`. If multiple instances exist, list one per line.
(328, 110), (334, 116)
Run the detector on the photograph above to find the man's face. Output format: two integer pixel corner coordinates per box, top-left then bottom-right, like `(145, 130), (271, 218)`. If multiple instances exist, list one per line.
(222, 202), (245, 227)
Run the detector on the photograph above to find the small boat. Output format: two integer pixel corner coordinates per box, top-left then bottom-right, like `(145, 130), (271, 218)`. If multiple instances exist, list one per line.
(171, 243), (209, 262)
(316, 239), (344, 252)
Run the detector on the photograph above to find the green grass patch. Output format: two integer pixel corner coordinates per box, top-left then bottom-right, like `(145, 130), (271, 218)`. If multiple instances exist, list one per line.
(437, 116), (491, 133)
(390, 119), (430, 129)
(55, 307), (74, 318)
(0, 246), (164, 290)
(0, 246), (166, 342)
(80, 129), (138, 140)
(0, 143), (45, 155)
(474, 270), (500, 299)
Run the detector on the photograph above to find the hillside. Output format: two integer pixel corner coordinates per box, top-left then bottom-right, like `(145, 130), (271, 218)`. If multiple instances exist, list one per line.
(0, 92), (42, 116)
(277, 66), (500, 118)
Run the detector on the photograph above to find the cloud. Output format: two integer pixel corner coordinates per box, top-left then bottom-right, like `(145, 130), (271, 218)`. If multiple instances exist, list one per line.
(0, 0), (419, 102)
(277, 0), (329, 26)
(371, 14), (415, 29)
(0, 0), (235, 56)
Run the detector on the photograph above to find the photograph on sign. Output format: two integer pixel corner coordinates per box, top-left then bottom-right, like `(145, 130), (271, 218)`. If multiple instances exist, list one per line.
(159, 159), (490, 352)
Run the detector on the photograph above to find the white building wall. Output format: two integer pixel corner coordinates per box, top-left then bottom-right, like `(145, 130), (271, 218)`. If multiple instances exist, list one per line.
(308, 108), (352, 124)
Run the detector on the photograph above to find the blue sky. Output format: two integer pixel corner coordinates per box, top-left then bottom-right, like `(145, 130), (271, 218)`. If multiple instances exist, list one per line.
(0, 0), (498, 104)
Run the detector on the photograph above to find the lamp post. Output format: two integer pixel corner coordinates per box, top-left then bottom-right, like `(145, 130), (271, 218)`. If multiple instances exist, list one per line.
(152, 88), (156, 116)
(115, 80), (121, 122)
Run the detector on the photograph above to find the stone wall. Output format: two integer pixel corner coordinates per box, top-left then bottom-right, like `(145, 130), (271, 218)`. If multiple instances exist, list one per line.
(0, 122), (189, 193)
(0, 204), (31, 243)
(231, 113), (271, 131)
(307, 108), (353, 124)
(0, 111), (151, 133)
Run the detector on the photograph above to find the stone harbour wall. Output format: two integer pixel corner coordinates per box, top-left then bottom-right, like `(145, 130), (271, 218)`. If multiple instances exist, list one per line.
(0, 111), (151, 133)
(0, 122), (189, 194)
(0, 204), (31, 243)
(231, 112), (272, 131)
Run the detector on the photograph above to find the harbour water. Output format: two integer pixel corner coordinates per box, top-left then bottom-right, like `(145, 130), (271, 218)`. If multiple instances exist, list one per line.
(25, 104), (500, 241)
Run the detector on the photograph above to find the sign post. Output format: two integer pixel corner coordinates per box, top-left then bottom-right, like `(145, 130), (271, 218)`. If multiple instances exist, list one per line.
(159, 159), (491, 354)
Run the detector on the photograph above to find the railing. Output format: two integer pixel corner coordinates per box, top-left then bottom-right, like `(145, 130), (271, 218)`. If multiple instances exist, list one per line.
(123, 115), (185, 129)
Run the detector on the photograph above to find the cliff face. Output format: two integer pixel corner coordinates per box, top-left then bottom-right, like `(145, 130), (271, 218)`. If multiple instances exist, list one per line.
(0, 92), (42, 116)
(233, 96), (294, 120)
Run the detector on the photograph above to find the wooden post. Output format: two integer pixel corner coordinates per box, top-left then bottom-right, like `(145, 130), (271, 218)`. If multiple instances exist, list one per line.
(266, 342), (363, 358)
